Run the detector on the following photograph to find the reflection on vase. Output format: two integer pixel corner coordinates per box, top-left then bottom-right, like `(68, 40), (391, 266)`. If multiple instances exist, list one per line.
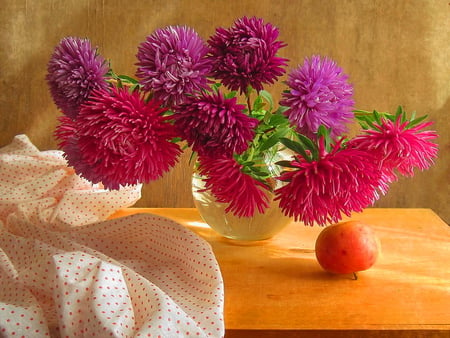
(192, 149), (293, 241)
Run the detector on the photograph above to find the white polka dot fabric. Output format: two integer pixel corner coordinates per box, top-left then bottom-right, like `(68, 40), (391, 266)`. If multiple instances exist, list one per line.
(0, 134), (143, 228)
(0, 135), (225, 337)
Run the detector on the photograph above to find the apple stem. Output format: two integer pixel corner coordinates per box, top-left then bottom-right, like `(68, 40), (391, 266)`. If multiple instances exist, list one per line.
(352, 272), (358, 280)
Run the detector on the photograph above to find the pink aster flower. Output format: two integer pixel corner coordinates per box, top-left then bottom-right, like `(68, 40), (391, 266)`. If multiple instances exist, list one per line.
(208, 16), (288, 93)
(275, 138), (386, 226)
(136, 26), (212, 106)
(197, 155), (270, 217)
(280, 55), (354, 139)
(174, 90), (259, 157)
(57, 87), (182, 189)
(54, 115), (92, 176)
(54, 115), (77, 149)
(46, 37), (109, 119)
(55, 115), (106, 184)
(348, 114), (438, 182)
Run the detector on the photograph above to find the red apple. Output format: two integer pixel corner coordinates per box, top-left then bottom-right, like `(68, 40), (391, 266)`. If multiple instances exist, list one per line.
(315, 220), (380, 275)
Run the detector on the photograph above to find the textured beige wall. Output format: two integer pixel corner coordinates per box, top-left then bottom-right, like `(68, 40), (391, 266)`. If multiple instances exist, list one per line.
(1, 0), (449, 223)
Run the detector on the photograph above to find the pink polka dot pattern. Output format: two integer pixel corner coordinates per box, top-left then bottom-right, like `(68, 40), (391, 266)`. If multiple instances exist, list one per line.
(0, 135), (142, 229)
(0, 135), (225, 337)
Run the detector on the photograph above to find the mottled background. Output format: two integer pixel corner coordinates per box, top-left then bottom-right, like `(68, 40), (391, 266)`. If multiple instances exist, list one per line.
(1, 0), (449, 223)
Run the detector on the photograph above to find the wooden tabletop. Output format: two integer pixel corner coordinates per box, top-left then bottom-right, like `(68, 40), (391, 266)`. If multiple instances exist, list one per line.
(111, 208), (450, 337)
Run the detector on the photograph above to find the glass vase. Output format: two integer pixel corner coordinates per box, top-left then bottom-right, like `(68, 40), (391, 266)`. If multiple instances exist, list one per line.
(192, 150), (292, 241)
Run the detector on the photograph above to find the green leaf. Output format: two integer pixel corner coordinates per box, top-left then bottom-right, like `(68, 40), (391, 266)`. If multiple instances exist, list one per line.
(252, 95), (264, 112)
(118, 74), (139, 84)
(358, 114), (377, 129)
(317, 125), (330, 138)
(211, 82), (222, 92)
(249, 167), (270, 177)
(268, 113), (289, 126)
(130, 84), (141, 92)
(259, 90), (274, 112)
(188, 150), (197, 165)
(297, 134), (318, 159)
(280, 137), (311, 160)
(274, 105), (290, 115)
(225, 91), (237, 99)
(275, 160), (297, 168)
(373, 110), (382, 125)
(106, 69), (118, 79)
(240, 161), (255, 167)
(408, 114), (429, 129)
(317, 125), (332, 152)
(259, 128), (289, 151)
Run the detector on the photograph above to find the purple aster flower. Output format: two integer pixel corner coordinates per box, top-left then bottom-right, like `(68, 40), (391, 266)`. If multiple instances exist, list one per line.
(208, 16), (288, 94)
(280, 55), (354, 139)
(56, 87), (182, 189)
(46, 37), (109, 119)
(173, 90), (259, 157)
(136, 26), (212, 107)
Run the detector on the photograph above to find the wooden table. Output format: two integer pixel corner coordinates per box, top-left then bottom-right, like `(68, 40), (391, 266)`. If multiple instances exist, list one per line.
(111, 208), (450, 337)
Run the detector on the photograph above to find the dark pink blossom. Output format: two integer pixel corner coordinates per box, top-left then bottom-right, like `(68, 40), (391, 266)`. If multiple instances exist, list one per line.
(348, 115), (438, 182)
(136, 26), (212, 106)
(275, 138), (386, 226)
(280, 55), (354, 139)
(56, 87), (181, 189)
(198, 155), (270, 217)
(208, 16), (288, 93)
(174, 90), (258, 157)
(46, 37), (109, 119)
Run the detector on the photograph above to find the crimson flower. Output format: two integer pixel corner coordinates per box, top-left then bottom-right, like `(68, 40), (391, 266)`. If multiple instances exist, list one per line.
(54, 115), (92, 177)
(46, 37), (109, 119)
(275, 138), (386, 226)
(136, 26), (212, 106)
(208, 16), (288, 93)
(56, 87), (181, 189)
(348, 114), (438, 182)
(280, 55), (354, 139)
(174, 90), (258, 157)
(197, 155), (270, 217)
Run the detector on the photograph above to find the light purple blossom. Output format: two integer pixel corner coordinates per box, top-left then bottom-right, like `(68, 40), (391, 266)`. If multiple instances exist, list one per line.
(280, 55), (354, 139)
(136, 26), (212, 106)
(46, 37), (109, 119)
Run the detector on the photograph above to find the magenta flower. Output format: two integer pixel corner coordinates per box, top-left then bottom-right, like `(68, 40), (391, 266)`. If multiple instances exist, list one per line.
(275, 138), (386, 226)
(280, 56), (354, 139)
(198, 155), (270, 217)
(46, 37), (109, 119)
(174, 90), (258, 157)
(136, 26), (212, 106)
(55, 115), (95, 182)
(56, 87), (182, 189)
(54, 115), (77, 149)
(208, 16), (288, 93)
(348, 114), (438, 182)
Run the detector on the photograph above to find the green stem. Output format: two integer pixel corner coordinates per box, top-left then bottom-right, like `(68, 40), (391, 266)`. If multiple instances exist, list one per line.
(246, 94), (252, 113)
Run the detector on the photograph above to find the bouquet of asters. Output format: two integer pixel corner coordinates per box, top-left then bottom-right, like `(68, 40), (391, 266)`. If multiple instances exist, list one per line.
(46, 16), (438, 226)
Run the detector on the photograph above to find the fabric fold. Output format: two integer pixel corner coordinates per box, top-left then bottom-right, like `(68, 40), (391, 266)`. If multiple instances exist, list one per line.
(0, 135), (224, 337)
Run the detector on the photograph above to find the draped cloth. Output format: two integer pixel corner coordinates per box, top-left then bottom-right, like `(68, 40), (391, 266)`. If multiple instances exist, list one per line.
(0, 135), (224, 337)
